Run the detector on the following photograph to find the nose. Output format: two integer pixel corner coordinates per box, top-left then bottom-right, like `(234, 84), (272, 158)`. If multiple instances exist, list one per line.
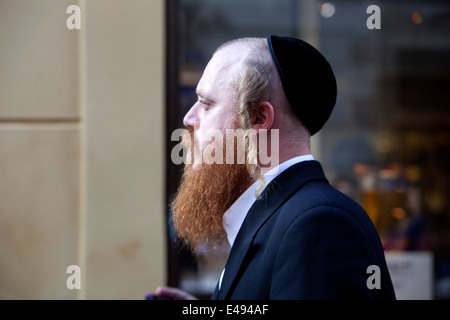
(183, 102), (199, 129)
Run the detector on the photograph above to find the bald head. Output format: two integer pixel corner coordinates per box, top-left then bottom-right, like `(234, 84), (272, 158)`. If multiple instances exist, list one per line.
(214, 38), (286, 109)
(214, 38), (310, 144)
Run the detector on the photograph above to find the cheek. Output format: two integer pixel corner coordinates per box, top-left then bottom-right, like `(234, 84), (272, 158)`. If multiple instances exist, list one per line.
(194, 128), (221, 152)
(196, 106), (237, 147)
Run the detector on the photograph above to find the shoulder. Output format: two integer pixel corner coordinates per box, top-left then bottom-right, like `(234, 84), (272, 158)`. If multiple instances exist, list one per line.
(279, 180), (376, 236)
(269, 188), (382, 299)
(271, 180), (387, 262)
(273, 180), (388, 279)
(286, 179), (363, 214)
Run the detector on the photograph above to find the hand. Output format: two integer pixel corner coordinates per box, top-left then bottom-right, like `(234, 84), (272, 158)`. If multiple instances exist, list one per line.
(155, 286), (198, 300)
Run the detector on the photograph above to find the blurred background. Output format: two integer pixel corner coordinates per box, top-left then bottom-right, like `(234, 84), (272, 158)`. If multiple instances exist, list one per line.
(1, 0), (449, 299)
(0, 0), (165, 299)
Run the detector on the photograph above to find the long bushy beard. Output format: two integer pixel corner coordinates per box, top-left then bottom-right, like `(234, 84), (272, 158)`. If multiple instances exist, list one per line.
(171, 130), (253, 251)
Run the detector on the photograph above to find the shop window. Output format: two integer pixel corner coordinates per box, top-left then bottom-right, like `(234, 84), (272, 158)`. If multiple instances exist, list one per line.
(165, 0), (450, 299)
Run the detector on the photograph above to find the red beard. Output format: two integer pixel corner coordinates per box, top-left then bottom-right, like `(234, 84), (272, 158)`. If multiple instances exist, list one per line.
(171, 130), (253, 251)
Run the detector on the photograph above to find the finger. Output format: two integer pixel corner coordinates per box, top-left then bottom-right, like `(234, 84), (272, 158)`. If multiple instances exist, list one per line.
(155, 286), (197, 300)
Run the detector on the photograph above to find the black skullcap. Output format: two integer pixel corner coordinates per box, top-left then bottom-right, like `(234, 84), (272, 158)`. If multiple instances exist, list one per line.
(267, 35), (337, 135)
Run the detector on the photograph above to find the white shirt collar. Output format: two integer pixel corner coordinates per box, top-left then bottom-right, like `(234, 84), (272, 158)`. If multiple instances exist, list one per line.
(222, 154), (315, 247)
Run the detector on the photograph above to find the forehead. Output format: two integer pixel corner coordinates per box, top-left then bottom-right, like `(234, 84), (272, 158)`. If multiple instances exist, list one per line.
(196, 44), (250, 98)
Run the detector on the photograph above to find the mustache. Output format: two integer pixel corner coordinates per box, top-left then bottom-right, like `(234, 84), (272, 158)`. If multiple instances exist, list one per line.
(181, 129), (196, 165)
(181, 129), (193, 148)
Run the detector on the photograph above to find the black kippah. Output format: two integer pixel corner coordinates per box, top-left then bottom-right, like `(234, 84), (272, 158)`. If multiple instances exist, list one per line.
(267, 35), (337, 135)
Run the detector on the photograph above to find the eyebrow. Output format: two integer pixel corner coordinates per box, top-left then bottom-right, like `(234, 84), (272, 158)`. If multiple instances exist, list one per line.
(196, 89), (214, 103)
(195, 89), (205, 98)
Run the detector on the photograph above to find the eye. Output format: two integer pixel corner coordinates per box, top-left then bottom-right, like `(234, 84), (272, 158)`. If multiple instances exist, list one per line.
(198, 98), (212, 110)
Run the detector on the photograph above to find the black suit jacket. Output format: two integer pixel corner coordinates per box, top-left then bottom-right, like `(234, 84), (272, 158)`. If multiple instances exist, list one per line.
(211, 161), (395, 300)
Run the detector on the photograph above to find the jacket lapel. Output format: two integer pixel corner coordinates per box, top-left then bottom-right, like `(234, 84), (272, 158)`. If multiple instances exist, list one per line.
(211, 281), (220, 299)
(216, 160), (328, 299)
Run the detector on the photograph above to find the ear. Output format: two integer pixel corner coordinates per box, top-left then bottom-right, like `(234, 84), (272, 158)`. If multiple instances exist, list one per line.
(251, 101), (275, 132)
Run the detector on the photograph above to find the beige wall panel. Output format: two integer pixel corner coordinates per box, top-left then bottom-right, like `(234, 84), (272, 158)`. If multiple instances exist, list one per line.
(0, 0), (80, 119)
(84, 0), (165, 299)
(0, 126), (80, 299)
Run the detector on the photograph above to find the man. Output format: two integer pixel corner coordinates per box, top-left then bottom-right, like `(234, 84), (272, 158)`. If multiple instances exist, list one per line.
(157, 36), (396, 300)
